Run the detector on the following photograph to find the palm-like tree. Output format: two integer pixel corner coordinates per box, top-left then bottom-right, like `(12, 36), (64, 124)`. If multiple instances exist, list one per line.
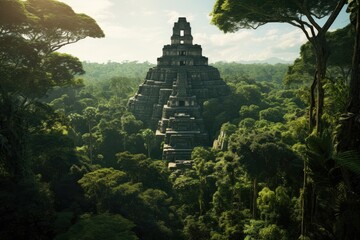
(304, 132), (360, 239)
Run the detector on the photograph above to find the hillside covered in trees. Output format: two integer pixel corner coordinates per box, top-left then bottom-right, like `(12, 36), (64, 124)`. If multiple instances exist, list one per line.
(1, 0), (360, 240)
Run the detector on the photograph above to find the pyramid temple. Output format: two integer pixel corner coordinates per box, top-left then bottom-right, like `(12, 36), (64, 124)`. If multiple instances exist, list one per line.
(127, 17), (229, 163)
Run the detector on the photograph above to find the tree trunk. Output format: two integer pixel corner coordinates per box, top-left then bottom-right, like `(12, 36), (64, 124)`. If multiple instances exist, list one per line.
(316, 73), (325, 134)
(313, 33), (329, 135)
(89, 122), (93, 164)
(147, 141), (151, 158)
(309, 72), (317, 131)
(0, 95), (29, 180)
(301, 161), (307, 239)
(199, 177), (205, 216)
(303, 35), (328, 236)
(252, 177), (257, 219)
(349, 3), (360, 114)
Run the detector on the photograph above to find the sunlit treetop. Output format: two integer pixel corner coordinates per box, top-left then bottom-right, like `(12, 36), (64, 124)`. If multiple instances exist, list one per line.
(0, 0), (105, 99)
(0, 0), (29, 27)
(0, 0), (104, 53)
(210, 0), (346, 36)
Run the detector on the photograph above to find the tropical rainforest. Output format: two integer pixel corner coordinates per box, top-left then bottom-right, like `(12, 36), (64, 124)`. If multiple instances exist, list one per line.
(1, 0), (360, 240)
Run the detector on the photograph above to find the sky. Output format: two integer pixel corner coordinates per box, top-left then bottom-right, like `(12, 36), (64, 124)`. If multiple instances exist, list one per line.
(59, 0), (350, 64)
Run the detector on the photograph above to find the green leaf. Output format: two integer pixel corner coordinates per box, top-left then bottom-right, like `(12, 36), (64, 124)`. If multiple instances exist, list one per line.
(334, 151), (360, 175)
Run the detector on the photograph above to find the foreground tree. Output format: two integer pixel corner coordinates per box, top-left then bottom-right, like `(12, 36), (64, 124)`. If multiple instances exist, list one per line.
(337, 0), (360, 153)
(0, 0), (104, 179)
(211, 2), (349, 238)
(211, 0), (347, 134)
(0, 0), (104, 238)
(331, 2), (360, 239)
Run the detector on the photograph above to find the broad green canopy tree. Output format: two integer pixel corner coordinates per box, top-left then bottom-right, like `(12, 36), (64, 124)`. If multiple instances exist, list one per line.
(55, 213), (138, 240)
(211, 0), (347, 134)
(0, 0), (28, 28)
(0, 0), (104, 178)
(0, 0), (104, 99)
(0, 0), (104, 54)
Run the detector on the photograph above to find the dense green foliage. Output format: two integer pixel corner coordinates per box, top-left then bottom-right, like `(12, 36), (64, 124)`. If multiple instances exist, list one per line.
(82, 61), (155, 83)
(1, 1), (360, 240)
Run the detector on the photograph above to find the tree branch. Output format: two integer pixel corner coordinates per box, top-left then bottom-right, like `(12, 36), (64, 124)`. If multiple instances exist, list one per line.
(323, 0), (347, 33)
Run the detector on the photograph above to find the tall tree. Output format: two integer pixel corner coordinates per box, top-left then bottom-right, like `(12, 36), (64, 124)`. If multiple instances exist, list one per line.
(83, 106), (97, 163)
(337, 0), (360, 153)
(211, 0), (347, 134)
(211, 2), (347, 238)
(141, 128), (155, 158)
(332, 3), (360, 239)
(0, 1), (104, 237)
(0, 0), (104, 179)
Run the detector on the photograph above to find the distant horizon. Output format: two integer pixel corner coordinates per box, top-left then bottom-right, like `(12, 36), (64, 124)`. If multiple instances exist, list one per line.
(59, 0), (350, 64)
(81, 56), (293, 65)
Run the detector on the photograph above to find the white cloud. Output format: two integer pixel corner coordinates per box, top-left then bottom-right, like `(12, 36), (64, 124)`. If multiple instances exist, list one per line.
(164, 10), (195, 25)
(275, 29), (307, 49)
(200, 25), (307, 62)
(60, 0), (114, 21)
(246, 50), (273, 61)
(208, 31), (253, 46)
(165, 10), (182, 24)
(102, 24), (163, 43)
(192, 32), (208, 45)
(250, 28), (280, 43)
(129, 9), (157, 16)
(266, 28), (279, 36)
